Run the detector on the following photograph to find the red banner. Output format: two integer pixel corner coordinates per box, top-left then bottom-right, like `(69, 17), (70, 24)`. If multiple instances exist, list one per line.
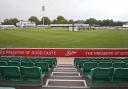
(0, 48), (128, 57)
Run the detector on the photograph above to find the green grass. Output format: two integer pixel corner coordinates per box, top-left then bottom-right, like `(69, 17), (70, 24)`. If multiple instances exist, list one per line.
(0, 28), (128, 48)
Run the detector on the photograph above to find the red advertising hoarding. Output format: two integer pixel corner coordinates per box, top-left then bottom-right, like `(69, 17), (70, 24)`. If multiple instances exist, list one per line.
(0, 48), (128, 57)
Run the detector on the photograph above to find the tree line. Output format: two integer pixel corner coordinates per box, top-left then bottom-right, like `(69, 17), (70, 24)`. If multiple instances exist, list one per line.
(2, 16), (123, 26)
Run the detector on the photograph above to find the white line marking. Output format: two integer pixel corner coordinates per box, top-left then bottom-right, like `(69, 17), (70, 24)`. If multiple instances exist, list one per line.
(54, 68), (77, 70)
(54, 70), (77, 72)
(43, 85), (87, 88)
(45, 79), (87, 88)
(58, 64), (74, 66)
(47, 79), (85, 81)
(52, 72), (79, 73)
(51, 76), (81, 77)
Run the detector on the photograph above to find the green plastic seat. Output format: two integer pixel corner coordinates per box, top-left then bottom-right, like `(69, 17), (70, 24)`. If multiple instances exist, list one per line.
(21, 62), (34, 67)
(10, 60), (21, 62)
(100, 59), (111, 62)
(91, 60), (99, 63)
(0, 62), (7, 66)
(78, 60), (87, 69)
(113, 62), (126, 68)
(82, 62), (97, 75)
(0, 69), (3, 80)
(74, 58), (81, 67)
(90, 67), (113, 84)
(52, 58), (57, 66)
(8, 62), (21, 66)
(113, 68), (128, 83)
(43, 60), (53, 68)
(98, 62), (112, 68)
(0, 66), (21, 81)
(20, 67), (42, 82)
(35, 62), (49, 74)
(111, 59), (121, 63)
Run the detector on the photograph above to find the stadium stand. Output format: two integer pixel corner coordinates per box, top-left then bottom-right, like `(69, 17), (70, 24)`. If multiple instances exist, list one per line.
(0, 57), (57, 89)
(74, 57), (128, 88)
(1, 57), (128, 89)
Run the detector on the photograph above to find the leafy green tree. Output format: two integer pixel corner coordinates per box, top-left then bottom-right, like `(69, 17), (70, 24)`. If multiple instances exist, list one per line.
(56, 16), (68, 24)
(68, 19), (74, 24)
(41, 17), (51, 25)
(3, 18), (19, 26)
(52, 19), (57, 24)
(101, 19), (114, 26)
(28, 16), (40, 25)
(115, 21), (123, 26)
(85, 18), (97, 26)
(75, 20), (85, 24)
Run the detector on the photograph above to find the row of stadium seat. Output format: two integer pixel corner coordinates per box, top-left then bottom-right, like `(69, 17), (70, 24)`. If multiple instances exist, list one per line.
(74, 58), (128, 68)
(0, 57), (57, 65)
(74, 58), (128, 85)
(82, 62), (127, 75)
(0, 61), (54, 69)
(90, 67), (128, 84)
(0, 57), (57, 68)
(0, 66), (43, 82)
(0, 57), (57, 84)
(79, 62), (128, 69)
(0, 62), (49, 74)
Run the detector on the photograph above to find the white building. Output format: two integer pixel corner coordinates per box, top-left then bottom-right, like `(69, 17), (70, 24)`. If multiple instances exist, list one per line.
(0, 25), (16, 29)
(123, 22), (128, 28)
(69, 24), (90, 31)
(0, 22), (16, 29)
(16, 21), (36, 28)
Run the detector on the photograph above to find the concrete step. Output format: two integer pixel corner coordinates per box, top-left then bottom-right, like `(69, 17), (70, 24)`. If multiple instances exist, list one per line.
(54, 70), (77, 72)
(54, 68), (77, 70)
(49, 76), (84, 80)
(45, 79), (87, 88)
(56, 66), (75, 68)
(58, 64), (74, 66)
(51, 72), (80, 77)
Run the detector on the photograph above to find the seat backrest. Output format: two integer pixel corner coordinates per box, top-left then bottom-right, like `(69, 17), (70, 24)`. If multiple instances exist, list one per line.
(0, 61), (7, 66)
(98, 62), (112, 68)
(43, 60), (53, 68)
(78, 60), (87, 69)
(35, 62), (49, 73)
(90, 67), (113, 83)
(0, 67), (3, 80)
(83, 62), (97, 75)
(113, 62), (126, 68)
(0, 66), (21, 81)
(113, 68), (128, 83)
(8, 62), (21, 66)
(52, 58), (57, 66)
(74, 58), (81, 67)
(21, 62), (34, 67)
(20, 67), (42, 82)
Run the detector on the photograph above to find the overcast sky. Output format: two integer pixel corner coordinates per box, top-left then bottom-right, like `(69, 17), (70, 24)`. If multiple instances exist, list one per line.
(0, 0), (128, 21)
